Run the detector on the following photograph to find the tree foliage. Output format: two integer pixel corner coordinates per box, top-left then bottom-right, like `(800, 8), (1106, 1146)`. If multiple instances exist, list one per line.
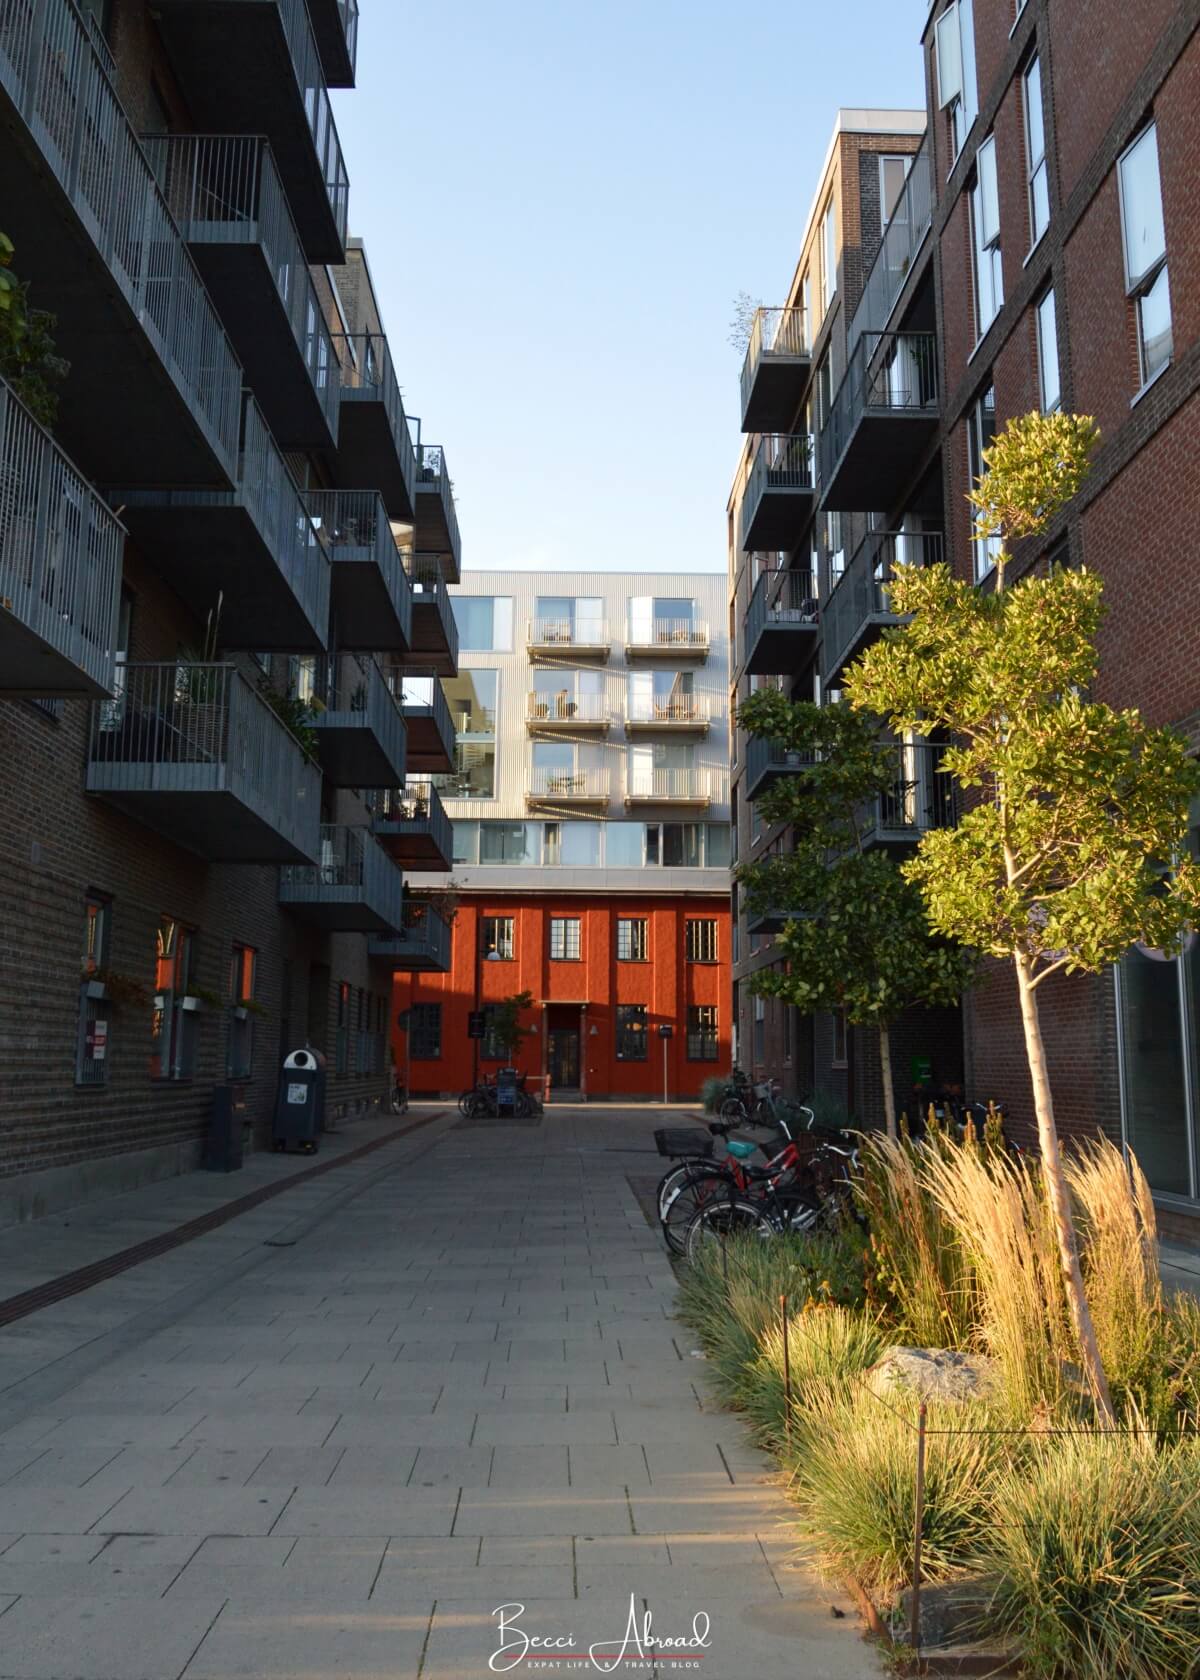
(0, 234), (68, 426)
(490, 991), (535, 1060)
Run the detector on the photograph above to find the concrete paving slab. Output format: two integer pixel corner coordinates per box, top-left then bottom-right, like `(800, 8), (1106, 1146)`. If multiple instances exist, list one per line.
(0, 1593), (224, 1680)
(181, 1602), (433, 1680)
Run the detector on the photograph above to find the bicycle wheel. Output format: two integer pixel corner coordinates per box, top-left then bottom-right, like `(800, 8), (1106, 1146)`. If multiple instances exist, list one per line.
(656, 1161), (693, 1223)
(457, 1090), (476, 1116)
(684, 1196), (777, 1264)
(718, 1097), (747, 1121)
(662, 1167), (740, 1257)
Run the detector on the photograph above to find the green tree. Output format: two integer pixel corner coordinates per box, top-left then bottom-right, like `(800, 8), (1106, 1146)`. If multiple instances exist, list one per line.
(0, 234), (68, 426)
(736, 692), (972, 1139)
(845, 410), (1200, 1423)
(489, 991), (535, 1061)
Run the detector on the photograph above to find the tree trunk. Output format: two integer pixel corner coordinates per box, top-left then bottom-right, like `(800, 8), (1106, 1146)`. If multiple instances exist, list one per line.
(879, 1020), (898, 1140)
(1014, 954), (1115, 1424)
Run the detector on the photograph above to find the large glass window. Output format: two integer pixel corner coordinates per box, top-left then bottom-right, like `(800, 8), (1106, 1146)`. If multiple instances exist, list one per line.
(686, 919), (719, 963)
(531, 666), (605, 721)
(821, 196), (837, 313)
(617, 918), (648, 962)
(410, 1002), (442, 1060)
(440, 670), (497, 798)
(968, 383), (1001, 580)
(481, 915), (515, 961)
(706, 824), (732, 868)
(936, 0), (979, 159)
(628, 669), (693, 723)
(479, 824), (537, 865)
(1119, 123), (1172, 386)
(606, 823), (646, 868)
(1036, 289), (1061, 413)
(879, 155), (911, 234)
(616, 1004), (649, 1061)
(549, 917), (581, 961)
(628, 596), (696, 646)
(227, 944), (256, 1081)
(971, 135), (1003, 336)
(151, 917), (196, 1081)
(687, 1005), (719, 1062)
(543, 821), (600, 867)
(1024, 55), (1049, 246)
(534, 596), (604, 643)
(1118, 947), (1194, 1196)
(452, 595), (513, 651)
(452, 821), (479, 865)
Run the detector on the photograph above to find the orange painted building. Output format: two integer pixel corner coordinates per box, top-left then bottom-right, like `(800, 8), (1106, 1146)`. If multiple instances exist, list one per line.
(393, 895), (732, 1101)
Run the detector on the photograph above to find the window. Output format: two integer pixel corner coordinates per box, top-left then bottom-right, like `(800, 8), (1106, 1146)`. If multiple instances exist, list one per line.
(606, 823), (645, 868)
(628, 668), (693, 724)
(439, 670), (497, 797)
(832, 1009), (848, 1067)
(82, 894), (110, 978)
(686, 919), (719, 964)
(628, 596), (697, 647)
(227, 944), (256, 1081)
(77, 895), (112, 1087)
(452, 596), (513, 651)
(543, 821), (600, 867)
(879, 155), (912, 233)
(617, 918), (648, 962)
(801, 270), (812, 345)
(480, 823), (537, 865)
(150, 917), (196, 1081)
(753, 994), (765, 1065)
(534, 596), (604, 644)
(481, 1005), (509, 1061)
(616, 1004), (648, 1061)
(687, 1005), (719, 1062)
(335, 980), (349, 1075)
(1023, 55), (1049, 247)
(1036, 289), (1061, 413)
(481, 915), (515, 961)
(453, 821), (479, 865)
(410, 1002), (442, 1060)
(1119, 123), (1172, 387)
(706, 824), (731, 867)
(531, 666), (605, 722)
(815, 352), (832, 430)
(971, 135), (1003, 336)
(968, 383), (1002, 579)
(821, 197), (837, 313)
(549, 917), (581, 961)
(936, 0), (979, 159)
(826, 512), (845, 584)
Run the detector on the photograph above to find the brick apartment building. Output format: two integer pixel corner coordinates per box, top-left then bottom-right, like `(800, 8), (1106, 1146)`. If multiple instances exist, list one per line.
(0, 0), (462, 1224)
(730, 2), (1200, 1236)
(392, 572), (733, 1102)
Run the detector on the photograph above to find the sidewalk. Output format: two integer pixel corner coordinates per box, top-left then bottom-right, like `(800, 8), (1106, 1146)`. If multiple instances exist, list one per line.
(0, 1103), (880, 1680)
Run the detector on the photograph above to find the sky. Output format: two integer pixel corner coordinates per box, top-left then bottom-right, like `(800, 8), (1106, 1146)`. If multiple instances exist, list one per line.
(331, 1), (926, 576)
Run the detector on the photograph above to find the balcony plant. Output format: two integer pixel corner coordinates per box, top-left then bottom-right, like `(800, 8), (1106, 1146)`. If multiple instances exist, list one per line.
(89, 968), (150, 1011)
(257, 678), (319, 758)
(0, 234), (69, 427)
(846, 409), (1200, 1426)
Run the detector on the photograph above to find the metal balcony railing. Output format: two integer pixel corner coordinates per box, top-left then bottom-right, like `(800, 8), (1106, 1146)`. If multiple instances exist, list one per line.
(740, 306), (808, 421)
(624, 767), (712, 804)
(0, 378), (124, 695)
(626, 694), (710, 726)
(332, 331), (416, 502)
(237, 395), (331, 636)
(279, 823), (404, 930)
(866, 742), (957, 842)
(150, 133), (339, 442)
(369, 902), (452, 970)
(823, 530), (944, 683)
(527, 766), (611, 802)
(744, 735), (817, 800)
(414, 440), (461, 565)
(390, 667), (457, 766)
(308, 489), (413, 647)
(738, 433), (814, 552)
(528, 616), (610, 650)
(265, 0), (350, 247)
(87, 662), (322, 858)
(307, 0), (359, 82)
(626, 620), (711, 655)
(818, 332), (939, 487)
(850, 135), (933, 347)
(316, 654), (407, 778)
(745, 568), (818, 653)
(0, 0), (243, 475)
(404, 554), (460, 668)
(526, 691), (610, 726)
(368, 778), (453, 868)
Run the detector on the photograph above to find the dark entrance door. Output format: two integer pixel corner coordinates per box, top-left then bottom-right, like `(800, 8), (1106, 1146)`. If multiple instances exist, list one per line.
(548, 1027), (580, 1089)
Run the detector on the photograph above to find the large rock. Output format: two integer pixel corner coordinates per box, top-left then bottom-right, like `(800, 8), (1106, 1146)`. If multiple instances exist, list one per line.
(865, 1346), (999, 1405)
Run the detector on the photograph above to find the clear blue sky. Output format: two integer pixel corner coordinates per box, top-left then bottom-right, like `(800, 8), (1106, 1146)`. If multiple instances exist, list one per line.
(332, 2), (926, 576)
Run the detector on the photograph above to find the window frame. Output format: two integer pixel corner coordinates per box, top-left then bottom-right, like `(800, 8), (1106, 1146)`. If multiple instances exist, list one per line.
(616, 917), (648, 962)
(1117, 122), (1172, 390)
(686, 1004), (719, 1063)
(1023, 54), (1049, 249)
(410, 1002), (442, 1061)
(615, 1004), (649, 1062)
(685, 918), (719, 964)
(481, 914), (515, 961)
(936, 0), (979, 161)
(226, 943), (257, 1082)
(821, 196), (837, 314)
(970, 135), (1003, 339)
(549, 916), (582, 961)
(1036, 287), (1061, 413)
(878, 154), (912, 235)
(968, 382), (1002, 581)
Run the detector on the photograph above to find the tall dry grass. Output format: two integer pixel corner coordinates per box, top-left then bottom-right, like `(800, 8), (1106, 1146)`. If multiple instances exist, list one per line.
(855, 1134), (973, 1348)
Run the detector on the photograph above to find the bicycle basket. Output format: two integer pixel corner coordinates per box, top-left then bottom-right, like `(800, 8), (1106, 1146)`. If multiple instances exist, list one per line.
(654, 1128), (715, 1160)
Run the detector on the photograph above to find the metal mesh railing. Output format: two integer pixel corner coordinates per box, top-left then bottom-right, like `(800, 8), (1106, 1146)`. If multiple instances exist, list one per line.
(307, 489), (413, 643)
(0, 0), (244, 473)
(744, 734), (817, 794)
(238, 395), (330, 637)
(819, 332), (939, 486)
(0, 377), (124, 690)
(625, 767), (712, 802)
(869, 741), (957, 838)
(150, 133), (339, 440)
(823, 530), (944, 681)
(414, 440), (461, 562)
(744, 569), (818, 667)
(740, 306), (808, 418)
(401, 554), (460, 665)
(272, 0), (350, 247)
(280, 822), (404, 929)
(332, 331), (416, 504)
(738, 433), (814, 551)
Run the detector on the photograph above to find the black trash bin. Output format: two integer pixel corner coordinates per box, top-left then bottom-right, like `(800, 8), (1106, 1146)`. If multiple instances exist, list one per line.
(273, 1047), (327, 1154)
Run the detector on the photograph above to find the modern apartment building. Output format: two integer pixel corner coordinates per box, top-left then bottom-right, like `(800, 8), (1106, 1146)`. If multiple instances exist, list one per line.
(727, 108), (960, 1116)
(391, 572), (733, 1101)
(730, 5), (1200, 1238)
(0, 0), (461, 1222)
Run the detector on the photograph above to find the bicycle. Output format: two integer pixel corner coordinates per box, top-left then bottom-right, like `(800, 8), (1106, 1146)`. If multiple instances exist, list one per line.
(656, 1107), (816, 1256)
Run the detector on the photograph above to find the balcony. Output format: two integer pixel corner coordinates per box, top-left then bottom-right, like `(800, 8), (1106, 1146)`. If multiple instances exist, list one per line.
(311, 657), (407, 788)
(404, 560), (459, 676)
(740, 307), (810, 433)
(112, 396), (330, 651)
(745, 905), (812, 938)
(527, 617), (610, 660)
(0, 379), (123, 698)
(623, 768), (712, 810)
(862, 742), (956, 849)
(526, 692), (611, 733)
(393, 672), (456, 773)
(0, 0), (242, 485)
(153, 134), (339, 450)
(86, 662), (321, 862)
(306, 0), (359, 87)
(851, 134), (933, 345)
(332, 334), (416, 520)
(152, 0), (349, 260)
(526, 766), (611, 810)
(308, 491), (412, 653)
(625, 695), (710, 734)
(738, 434), (815, 553)
(625, 621), (711, 661)
(742, 569), (819, 677)
(279, 824), (404, 932)
(368, 903), (452, 972)
(369, 779), (453, 872)
(412, 439), (462, 582)
(823, 530), (944, 686)
(744, 736), (817, 803)
(818, 332), (939, 512)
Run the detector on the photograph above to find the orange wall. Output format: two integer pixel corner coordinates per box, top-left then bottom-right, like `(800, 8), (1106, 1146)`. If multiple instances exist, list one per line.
(391, 895), (732, 1100)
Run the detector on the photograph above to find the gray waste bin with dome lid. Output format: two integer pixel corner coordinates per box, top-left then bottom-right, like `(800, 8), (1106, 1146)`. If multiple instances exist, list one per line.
(272, 1047), (327, 1153)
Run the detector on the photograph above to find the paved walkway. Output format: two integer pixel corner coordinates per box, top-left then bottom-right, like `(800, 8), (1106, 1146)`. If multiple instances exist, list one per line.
(0, 1105), (879, 1680)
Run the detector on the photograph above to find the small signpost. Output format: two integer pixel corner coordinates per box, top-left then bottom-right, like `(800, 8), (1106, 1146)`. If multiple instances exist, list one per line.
(658, 1023), (674, 1105)
(496, 1066), (518, 1116)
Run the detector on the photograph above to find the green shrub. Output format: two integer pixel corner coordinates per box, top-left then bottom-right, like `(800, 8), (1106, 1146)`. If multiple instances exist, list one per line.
(977, 1431), (1200, 1680)
(745, 1306), (885, 1445)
